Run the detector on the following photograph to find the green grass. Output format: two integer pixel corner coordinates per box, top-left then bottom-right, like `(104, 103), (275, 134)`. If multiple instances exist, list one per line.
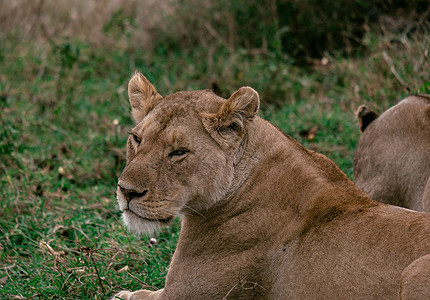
(264, 101), (360, 178)
(1, 23), (429, 299)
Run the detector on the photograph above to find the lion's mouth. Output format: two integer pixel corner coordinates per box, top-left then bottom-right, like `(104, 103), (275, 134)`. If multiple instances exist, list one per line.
(125, 209), (173, 224)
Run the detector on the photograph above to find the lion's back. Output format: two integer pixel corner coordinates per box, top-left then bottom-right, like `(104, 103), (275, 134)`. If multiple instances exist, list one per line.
(353, 95), (430, 211)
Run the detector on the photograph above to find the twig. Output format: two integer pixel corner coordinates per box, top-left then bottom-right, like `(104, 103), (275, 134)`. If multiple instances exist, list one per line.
(90, 252), (106, 294)
(418, 6), (430, 26)
(223, 277), (266, 299)
(223, 282), (239, 300)
(106, 251), (121, 272)
(125, 271), (158, 290)
(72, 225), (92, 242)
(382, 51), (411, 92)
(204, 22), (233, 52)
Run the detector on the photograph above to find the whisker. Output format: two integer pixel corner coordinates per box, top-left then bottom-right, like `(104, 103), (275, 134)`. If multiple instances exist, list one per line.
(182, 205), (206, 219)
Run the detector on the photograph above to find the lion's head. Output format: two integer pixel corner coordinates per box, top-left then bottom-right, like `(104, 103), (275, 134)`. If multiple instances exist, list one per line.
(116, 73), (259, 234)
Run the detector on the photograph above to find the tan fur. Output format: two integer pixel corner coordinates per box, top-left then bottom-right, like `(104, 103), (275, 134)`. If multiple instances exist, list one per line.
(353, 95), (430, 212)
(399, 253), (430, 299)
(113, 74), (430, 299)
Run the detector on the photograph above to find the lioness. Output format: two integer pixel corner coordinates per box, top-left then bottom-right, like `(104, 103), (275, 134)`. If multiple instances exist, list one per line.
(353, 95), (430, 212)
(113, 73), (430, 299)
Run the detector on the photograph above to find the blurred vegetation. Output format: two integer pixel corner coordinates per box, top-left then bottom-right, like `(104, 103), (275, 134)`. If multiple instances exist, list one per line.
(156, 0), (430, 61)
(0, 0), (429, 298)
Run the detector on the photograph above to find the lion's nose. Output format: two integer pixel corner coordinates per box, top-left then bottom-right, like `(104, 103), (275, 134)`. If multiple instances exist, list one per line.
(118, 185), (148, 202)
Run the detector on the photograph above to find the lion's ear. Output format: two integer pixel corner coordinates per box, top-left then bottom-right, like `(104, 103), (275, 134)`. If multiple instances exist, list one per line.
(356, 105), (379, 132)
(224, 86), (260, 121)
(128, 72), (162, 123)
(203, 87), (259, 143)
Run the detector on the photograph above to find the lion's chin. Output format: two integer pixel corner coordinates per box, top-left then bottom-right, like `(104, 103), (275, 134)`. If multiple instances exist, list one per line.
(122, 210), (173, 235)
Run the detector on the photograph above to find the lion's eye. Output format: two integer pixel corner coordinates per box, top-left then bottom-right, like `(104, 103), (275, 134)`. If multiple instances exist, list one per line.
(129, 132), (141, 145)
(169, 148), (189, 158)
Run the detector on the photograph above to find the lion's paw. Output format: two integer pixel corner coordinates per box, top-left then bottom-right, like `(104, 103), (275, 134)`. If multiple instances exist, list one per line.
(110, 289), (162, 300)
(110, 290), (133, 300)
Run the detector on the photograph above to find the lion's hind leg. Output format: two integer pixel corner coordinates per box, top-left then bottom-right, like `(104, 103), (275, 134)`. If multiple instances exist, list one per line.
(399, 253), (430, 299)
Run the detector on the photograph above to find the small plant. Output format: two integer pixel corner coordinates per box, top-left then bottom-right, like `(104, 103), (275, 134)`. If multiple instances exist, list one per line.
(419, 82), (430, 94)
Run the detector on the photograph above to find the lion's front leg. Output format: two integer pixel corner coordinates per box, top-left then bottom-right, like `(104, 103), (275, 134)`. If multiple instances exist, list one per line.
(111, 289), (163, 300)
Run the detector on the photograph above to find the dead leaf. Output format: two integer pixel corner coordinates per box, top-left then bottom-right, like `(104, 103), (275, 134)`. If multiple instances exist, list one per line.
(39, 241), (66, 257)
(299, 126), (318, 141)
(117, 265), (129, 273)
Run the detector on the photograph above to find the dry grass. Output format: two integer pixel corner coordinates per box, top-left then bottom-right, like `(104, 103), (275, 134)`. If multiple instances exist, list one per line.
(0, 0), (170, 49)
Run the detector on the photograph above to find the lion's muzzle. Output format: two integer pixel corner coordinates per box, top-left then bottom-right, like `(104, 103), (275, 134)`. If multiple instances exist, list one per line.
(118, 185), (148, 205)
